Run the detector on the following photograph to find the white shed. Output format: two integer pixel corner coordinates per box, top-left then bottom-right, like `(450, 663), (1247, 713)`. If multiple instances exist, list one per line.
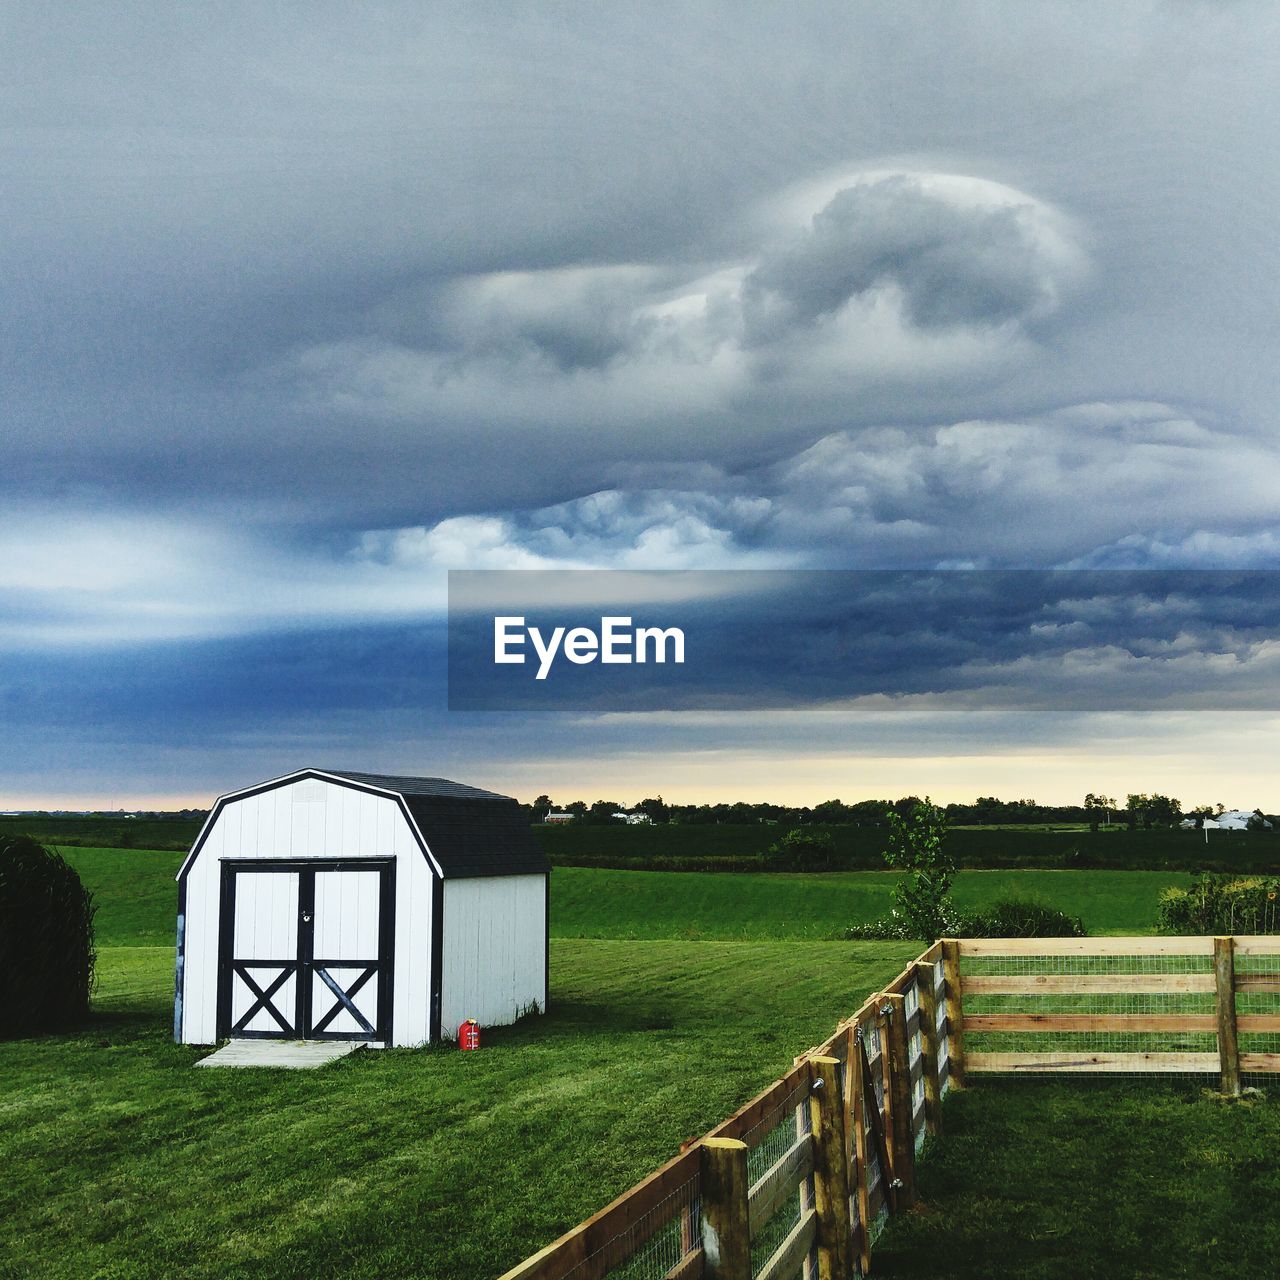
(173, 768), (549, 1047)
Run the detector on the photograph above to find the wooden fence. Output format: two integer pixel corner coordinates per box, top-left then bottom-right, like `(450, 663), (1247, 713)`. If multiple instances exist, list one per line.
(956, 934), (1280, 1089)
(497, 935), (1280, 1280)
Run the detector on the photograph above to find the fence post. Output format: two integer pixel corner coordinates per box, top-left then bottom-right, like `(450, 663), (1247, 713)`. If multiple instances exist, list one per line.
(1214, 935), (1241, 1097)
(913, 962), (943, 1136)
(849, 1024), (874, 1275)
(699, 1138), (751, 1280)
(882, 993), (918, 1211)
(808, 1056), (854, 1280)
(941, 939), (966, 1090)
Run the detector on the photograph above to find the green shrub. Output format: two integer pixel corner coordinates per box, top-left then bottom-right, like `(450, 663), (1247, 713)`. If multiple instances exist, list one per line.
(962, 896), (1087, 938)
(0, 835), (97, 1036)
(843, 916), (915, 941)
(883, 798), (954, 939)
(765, 828), (834, 872)
(1157, 873), (1280, 935)
(844, 895), (1086, 941)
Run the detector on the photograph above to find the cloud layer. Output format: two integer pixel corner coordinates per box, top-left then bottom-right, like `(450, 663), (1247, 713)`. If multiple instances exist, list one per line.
(5, 401), (1279, 650)
(283, 171), (1085, 448)
(5, 4), (1280, 802)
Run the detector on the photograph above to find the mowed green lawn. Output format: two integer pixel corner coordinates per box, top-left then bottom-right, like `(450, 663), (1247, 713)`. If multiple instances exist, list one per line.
(874, 1079), (1280, 1279)
(0, 847), (1241, 1279)
(551, 866), (1184, 938)
(56, 846), (1186, 944)
(2, 940), (917, 1279)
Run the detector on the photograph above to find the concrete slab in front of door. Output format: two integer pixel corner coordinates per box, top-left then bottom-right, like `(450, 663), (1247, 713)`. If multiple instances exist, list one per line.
(195, 1039), (370, 1069)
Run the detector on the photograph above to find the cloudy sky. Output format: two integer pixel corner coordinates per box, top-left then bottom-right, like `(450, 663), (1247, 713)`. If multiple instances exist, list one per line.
(5, 2), (1280, 809)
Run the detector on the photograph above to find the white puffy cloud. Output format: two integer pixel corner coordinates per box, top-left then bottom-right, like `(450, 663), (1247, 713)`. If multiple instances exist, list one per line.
(362, 401), (1280, 572)
(359, 490), (788, 573)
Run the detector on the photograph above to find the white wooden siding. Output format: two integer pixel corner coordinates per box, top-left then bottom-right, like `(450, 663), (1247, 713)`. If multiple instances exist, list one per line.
(232, 870), (298, 961)
(313, 869), (381, 960)
(440, 874), (546, 1035)
(229, 871), (301, 1032)
(311, 869), (384, 1035)
(179, 777), (435, 1047)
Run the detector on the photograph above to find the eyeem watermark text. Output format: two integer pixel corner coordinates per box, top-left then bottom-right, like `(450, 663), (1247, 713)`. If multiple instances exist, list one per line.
(494, 616), (686, 680)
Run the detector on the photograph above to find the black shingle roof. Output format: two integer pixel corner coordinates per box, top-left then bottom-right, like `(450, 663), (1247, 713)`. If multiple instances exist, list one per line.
(325, 770), (512, 802)
(322, 769), (549, 879)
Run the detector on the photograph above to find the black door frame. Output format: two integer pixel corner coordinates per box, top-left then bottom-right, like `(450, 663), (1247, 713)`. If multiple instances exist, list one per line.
(216, 858), (395, 1043)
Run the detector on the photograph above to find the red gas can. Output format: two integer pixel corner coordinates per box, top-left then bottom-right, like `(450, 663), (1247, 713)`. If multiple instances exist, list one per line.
(458, 1019), (481, 1051)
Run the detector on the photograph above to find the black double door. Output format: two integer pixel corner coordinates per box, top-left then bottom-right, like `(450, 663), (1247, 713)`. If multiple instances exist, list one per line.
(216, 860), (394, 1041)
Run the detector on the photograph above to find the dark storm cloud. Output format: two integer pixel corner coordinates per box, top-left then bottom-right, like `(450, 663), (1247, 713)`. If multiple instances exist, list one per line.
(6, 0), (1280, 533)
(743, 175), (1068, 336)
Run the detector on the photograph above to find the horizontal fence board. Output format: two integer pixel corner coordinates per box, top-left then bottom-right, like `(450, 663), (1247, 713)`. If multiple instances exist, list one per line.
(708, 1062), (809, 1144)
(1237, 1015), (1280, 1033)
(1240, 1053), (1280, 1072)
(663, 1249), (704, 1280)
(813, 1009), (871, 1061)
(1226, 937), (1280, 957)
(963, 973), (1215, 995)
(1235, 975), (1280, 992)
(498, 1145), (700, 1280)
(748, 1135), (814, 1239)
(756, 1208), (817, 1280)
(957, 937), (1214, 956)
(885, 967), (916, 998)
(968, 1051), (1219, 1074)
(964, 1013), (1217, 1033)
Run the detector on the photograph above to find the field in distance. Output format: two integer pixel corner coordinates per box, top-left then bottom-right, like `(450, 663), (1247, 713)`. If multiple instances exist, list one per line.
(6, 813), (1278, 871)
(59, 846), (1187, 944)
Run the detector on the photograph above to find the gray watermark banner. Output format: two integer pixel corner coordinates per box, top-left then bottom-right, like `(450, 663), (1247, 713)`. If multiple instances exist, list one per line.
(447, 568), (1280, 712)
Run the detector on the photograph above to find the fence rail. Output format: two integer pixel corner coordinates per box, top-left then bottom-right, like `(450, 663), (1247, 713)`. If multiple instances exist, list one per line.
(498, 935), (1279, 1280)
(957, 934), (1280, 1093)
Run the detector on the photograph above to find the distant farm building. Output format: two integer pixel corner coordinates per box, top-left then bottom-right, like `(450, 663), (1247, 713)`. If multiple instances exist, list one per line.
(543, 811), (576, 824)
(1218, 810), (1274, 831)
(1180, 810), (1274, 831)
(174, 769), (549, 1048)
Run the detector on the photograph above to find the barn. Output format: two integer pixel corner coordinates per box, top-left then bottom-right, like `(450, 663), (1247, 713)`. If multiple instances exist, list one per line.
(173, 768), (549, 1048)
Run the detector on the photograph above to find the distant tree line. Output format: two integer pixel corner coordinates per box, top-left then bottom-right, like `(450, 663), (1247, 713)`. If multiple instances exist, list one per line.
(524, 792), (1267, 829)
(3, 809), (209, 820)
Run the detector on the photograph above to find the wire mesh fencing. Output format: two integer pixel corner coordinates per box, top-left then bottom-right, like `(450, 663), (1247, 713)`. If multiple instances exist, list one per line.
(1232, 938), (1280, 1086)
(957, 936), (1280, 1087)
(563, 1172), (702, 1280)
(740, 1075), (816, 1280)
(501, 936), (1274, 1280)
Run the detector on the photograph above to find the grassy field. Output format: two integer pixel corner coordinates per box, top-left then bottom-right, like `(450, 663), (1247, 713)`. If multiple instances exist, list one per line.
(538, 822), (1280, 872)
(0, 940), (917, 1279)
(57, 846), (1186, 945)
(551, 866), (1186, 937)
(8, 813), (1280, 869)
(0, 815), (201, 851)
(875, 1078), (1280, 1278)
(3, 846), (1276, 1278)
